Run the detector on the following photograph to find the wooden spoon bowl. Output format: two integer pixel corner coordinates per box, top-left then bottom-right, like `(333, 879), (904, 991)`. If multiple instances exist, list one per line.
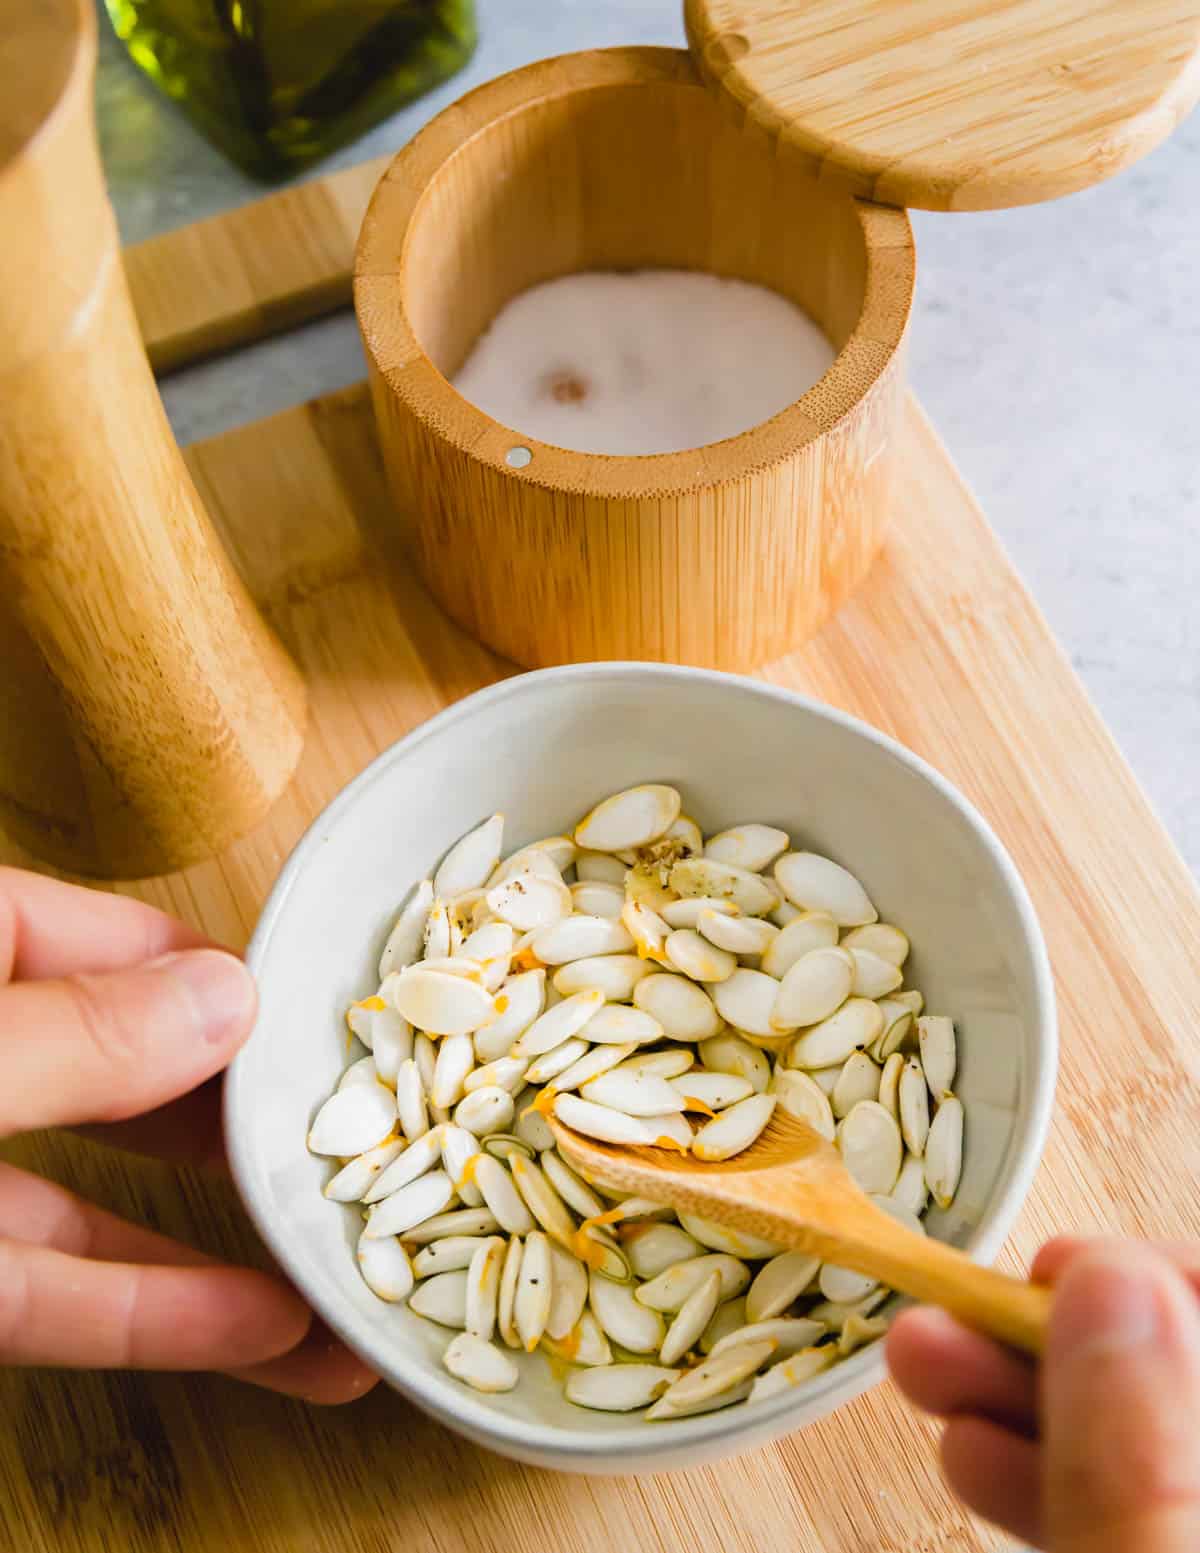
(551, 1108), (1050, 1356)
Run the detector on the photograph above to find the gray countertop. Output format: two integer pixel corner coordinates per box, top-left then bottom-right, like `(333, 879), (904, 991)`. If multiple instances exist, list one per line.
(96, 1), (1200, 879)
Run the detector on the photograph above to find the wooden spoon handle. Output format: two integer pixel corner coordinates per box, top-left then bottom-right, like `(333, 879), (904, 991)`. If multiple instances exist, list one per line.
(836, 1208), (1051, 1357)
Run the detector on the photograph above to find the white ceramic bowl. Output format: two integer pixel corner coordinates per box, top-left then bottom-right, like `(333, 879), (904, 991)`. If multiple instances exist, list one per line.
(226, 663), (1056, 1474)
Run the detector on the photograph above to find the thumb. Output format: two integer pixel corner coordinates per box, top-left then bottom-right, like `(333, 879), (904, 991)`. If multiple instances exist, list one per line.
(0, 949), (256, 1137)
(1043, 1242), (1200, 1553)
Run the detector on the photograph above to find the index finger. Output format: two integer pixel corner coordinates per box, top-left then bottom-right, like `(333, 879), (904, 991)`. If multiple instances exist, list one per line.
(0, 867), (212, 983)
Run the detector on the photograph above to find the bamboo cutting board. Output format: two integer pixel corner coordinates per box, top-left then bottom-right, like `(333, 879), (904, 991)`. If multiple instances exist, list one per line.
(3, 189), (1200, 1552)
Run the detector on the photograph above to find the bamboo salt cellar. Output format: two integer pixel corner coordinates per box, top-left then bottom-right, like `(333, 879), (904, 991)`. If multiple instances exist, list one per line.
(0, 0), (305, 878)
(357, 2), (1200, 673)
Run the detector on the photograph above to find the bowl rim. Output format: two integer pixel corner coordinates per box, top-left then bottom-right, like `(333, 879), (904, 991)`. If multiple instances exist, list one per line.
(353, 45), (915, 503)
(226, 662), (1057, 1463)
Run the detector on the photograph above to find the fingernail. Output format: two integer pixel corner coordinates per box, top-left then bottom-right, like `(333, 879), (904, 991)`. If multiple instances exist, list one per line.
(1055, 1249), (1164, 1357)
(151, 948), (257, 1046)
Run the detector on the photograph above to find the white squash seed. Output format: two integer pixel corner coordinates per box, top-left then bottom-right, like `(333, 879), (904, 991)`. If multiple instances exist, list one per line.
(774, 852), (877, 926)
(848, 947), (903, 999)
(509, 1154), (578, 1247)
(786, 997), (884, 1070)
(553, 953), (649, 1000)
(676, 1212), (782, 1260)
(307, 1084), (396, 1157)
(670, 1070), (754, 1114)
(699, 1030), (772, 1093)
(409, 1269), (469, 1328)
(696, 908), (778, 957)
(356, 1229), (414, 1302)
(760, 911), (839, 978)
(390, 966), (496, 1036)
(661, 1269), (723, 1365)
(623, 1222), (704, 1281)
(413, 1236), (489, 1276)
(545, 1242), (589, 1340)
(473, 967), (545, 1061)
(837, 1100), (903, 1195)
(435, 814), (504, 900)
(534, 914), (635, 965)
(513, 989), (604, 1057)
(541, 1150), (606, 1220)
(464, 1055), (530, 1095)
(364, 1126), (446, 1204)
(750, 1344), (835, 1401)
(324, 1138), (405, 1202)
(772, 946), (854, 1030)
(712, 968), (789, 1039)
(692, 1093), (777, 1161)
(918, 1015), (958, 1099)
(633, 973), (722, 1041)
(745, 1251), (822, 1323)
(671, 857), (778, 917)
(404, 1208), (501, 1244)
(661, 895), (739, 929)
(515, 1231), (553, 1351)
(581, 1069), (684, 1117)
(924, 1095), (964, 1209)
(443, 1331), (519, 1393)
(378, 879), (435, 980)
(635, 1254), (751, 1312)
(704, 824), (789, 873)
(651, 1340), (775, 1411)
(588, 1270), (666, 1354)
(552, 1092), (658, 1147)
(364, 1169), (455, 1239)
(700, 1295), (748, 1353)
(525, 1037), (591, 1085)
(893, 1152), (929, 1216)
(771, 1069), (837, 1141)
(574, 785), (681, 853)
(831, 1050), (881, 1120)
(710, 1316), (826, 1362)
(575, 850), (628, 884)
(486, 870), (573, 932)
(818, 1263), (879, 1305)
(497, 1235), (523, 1348)
(453, 1085), (515, 1136)
(550, 1041), (636, 1094)
(371, 1006), (414, 1086)
(898, 1057), (931, 1156)
(619, 1047), (695, 1080)
(465, 1235), (506, 1340)
(877, 1050), (904, 1121)
(565, 1363), (678, 1412)
(569, 880), (626, 919)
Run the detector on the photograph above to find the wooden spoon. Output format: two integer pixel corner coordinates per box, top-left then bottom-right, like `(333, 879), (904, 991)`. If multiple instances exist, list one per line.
(550, 1108), (1050, 1356)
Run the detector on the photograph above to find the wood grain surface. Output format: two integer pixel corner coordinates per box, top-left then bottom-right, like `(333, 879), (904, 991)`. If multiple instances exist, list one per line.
(687, 0), (1200, 210)
(124, 154), (391, 374)
(3, 381), (1199, 1551)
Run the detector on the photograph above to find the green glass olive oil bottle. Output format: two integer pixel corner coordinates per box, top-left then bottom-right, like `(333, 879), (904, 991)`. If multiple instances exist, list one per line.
(102, 0), (476, 181)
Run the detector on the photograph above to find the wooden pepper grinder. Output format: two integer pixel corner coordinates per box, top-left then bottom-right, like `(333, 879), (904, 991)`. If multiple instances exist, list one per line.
(0, 0), (306, 878)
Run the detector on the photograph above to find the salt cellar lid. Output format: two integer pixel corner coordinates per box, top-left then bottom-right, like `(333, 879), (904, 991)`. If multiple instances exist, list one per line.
(686, 0), (1200, 211)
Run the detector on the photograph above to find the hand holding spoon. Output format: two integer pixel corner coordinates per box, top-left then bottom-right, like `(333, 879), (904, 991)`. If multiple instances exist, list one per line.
(550, 1107), (1050, 1355)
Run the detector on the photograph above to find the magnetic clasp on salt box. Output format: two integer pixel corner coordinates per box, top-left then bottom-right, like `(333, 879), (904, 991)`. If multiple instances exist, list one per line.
(354, 1), (1198, 671)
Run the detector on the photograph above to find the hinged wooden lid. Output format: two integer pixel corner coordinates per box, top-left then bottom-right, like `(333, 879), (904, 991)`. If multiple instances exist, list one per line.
(685, 0), (1200, 211)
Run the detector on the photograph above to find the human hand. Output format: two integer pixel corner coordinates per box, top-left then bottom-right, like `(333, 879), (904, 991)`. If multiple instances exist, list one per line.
(0, 866), (376, 1403)
(888, 1237), (1200, 1550)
